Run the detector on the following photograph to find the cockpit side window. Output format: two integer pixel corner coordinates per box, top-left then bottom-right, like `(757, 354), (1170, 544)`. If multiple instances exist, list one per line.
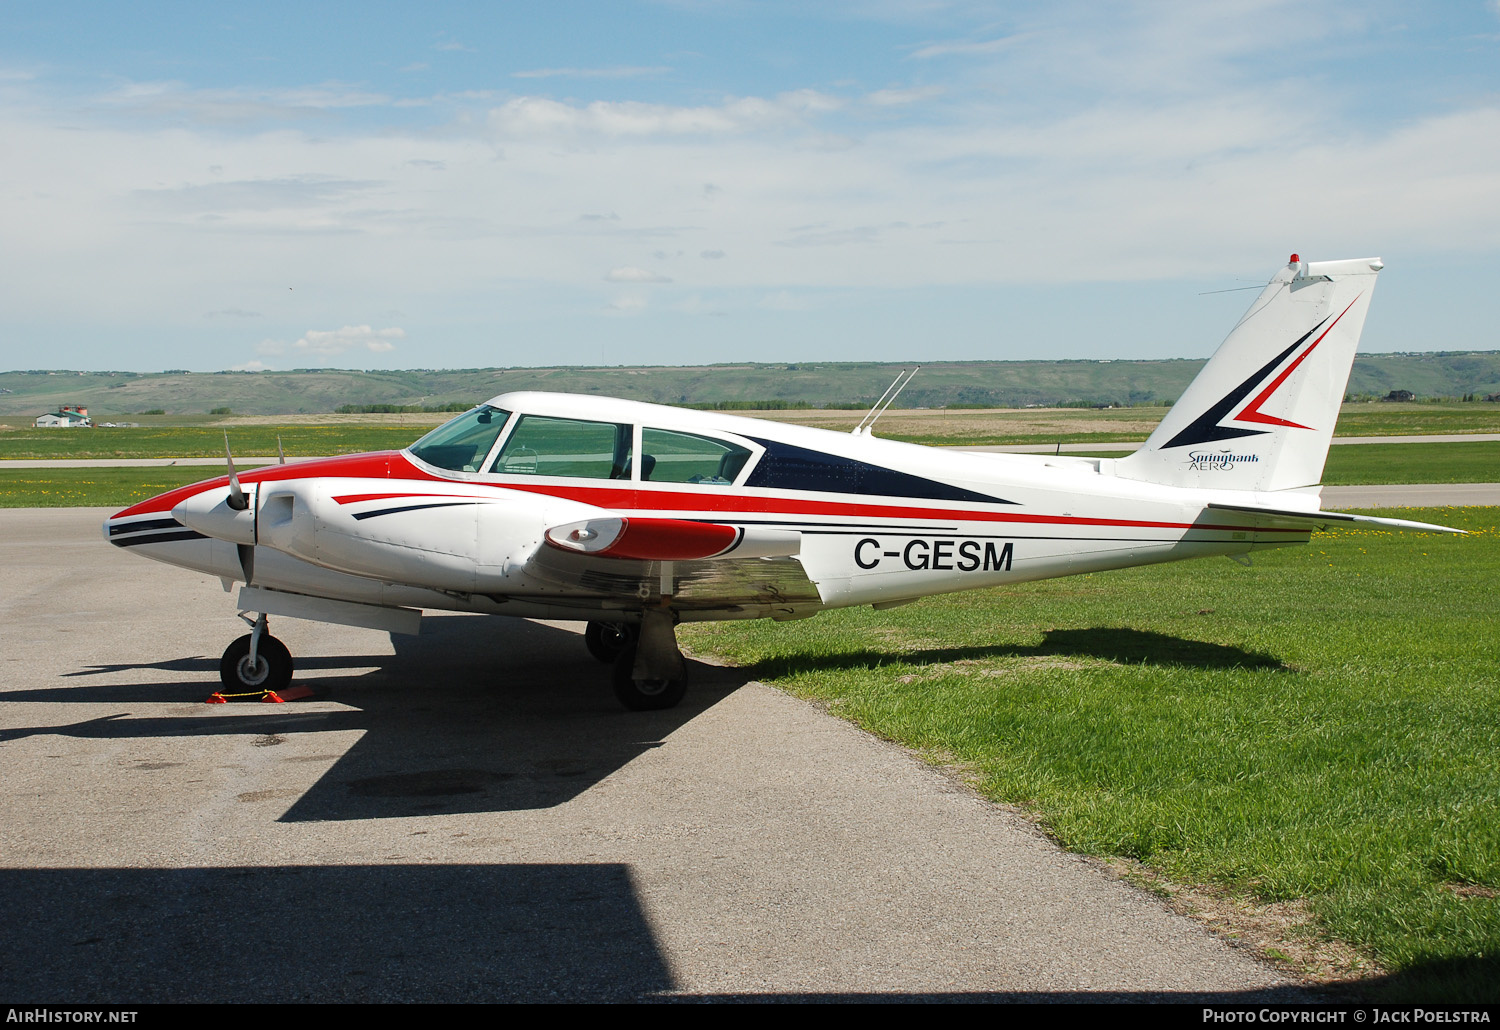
(491, 415), (632, 479)
(639, 428), (751, 485)
(407, 406), (512, 472)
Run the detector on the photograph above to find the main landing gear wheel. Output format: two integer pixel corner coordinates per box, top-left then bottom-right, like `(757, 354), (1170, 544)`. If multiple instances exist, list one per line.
(611, 644), (687, 711)
(585, 621), (636, 664)
(220, 633), (293, 694)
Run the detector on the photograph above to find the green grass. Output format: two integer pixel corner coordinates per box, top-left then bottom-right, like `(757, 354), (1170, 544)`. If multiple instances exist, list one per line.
(5, 355), (1499, 417)
(681, 507), (1500, 1001)
(2, 401), (1497, 457)
(1332, 403), (1500, 437)
(1065, 441), (1499, 485)
(4, 440), (1495, 508)
(0, 425), (419, 461)
(1321, 441), (1500, 485)
(0, 466), (270, 508)
(886, 429), (1149, 446)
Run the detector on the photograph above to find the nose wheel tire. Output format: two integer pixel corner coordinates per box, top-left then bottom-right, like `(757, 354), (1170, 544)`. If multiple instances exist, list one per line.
(611, 644), (687, 711)
(585, 621), (636, 664)
(220, 633), (294, 694)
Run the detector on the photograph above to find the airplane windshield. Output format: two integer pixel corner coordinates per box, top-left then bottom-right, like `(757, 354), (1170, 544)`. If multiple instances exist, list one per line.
(407, 406), (512, 472)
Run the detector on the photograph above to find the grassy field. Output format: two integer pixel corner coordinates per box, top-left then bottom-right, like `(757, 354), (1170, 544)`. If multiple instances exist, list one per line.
(680, 507), (1500, 1001)
(0, 466), (271, 508)
(849, 402), (1500, 448)
(1, 441), (1492, 508)
(1320, 441), (1500, 486)
(4, 353), (1498, 416)
(0, 425), (419, 461)
(2, 401), (1497, 459)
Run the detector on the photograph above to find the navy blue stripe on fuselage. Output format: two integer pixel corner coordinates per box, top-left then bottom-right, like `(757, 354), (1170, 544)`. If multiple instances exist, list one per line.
(351, 500), (479, 521)
(109, 517), (182, 537)
(743, 438), (1013, 504)
(111, 529), (207, 547)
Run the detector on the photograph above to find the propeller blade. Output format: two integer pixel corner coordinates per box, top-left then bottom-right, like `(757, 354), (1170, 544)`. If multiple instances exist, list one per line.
(237, 542), (255, 585)
(277, 435), (286, 465)
(224, 433), (248, 511)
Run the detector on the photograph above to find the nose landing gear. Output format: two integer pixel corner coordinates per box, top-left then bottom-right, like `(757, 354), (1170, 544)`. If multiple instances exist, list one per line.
(220, 612), (293, 694)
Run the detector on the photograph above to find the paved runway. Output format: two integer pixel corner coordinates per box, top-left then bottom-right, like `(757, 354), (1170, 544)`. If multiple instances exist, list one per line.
(6, 431), (1500, 467)
(0, 509), (1305, 1003)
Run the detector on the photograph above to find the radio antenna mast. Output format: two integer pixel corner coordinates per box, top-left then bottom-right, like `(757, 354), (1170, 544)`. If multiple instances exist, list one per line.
(852, 366), (920, 436)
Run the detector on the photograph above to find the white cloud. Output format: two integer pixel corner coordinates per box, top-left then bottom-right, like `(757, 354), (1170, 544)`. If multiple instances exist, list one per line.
(605, 295), (648, 314)
(486, 92), (838, 138)
(229, 359), (274, 371)
(866, 85), (943, 107)
(605, 267), (673, 283)
(98, 81), (391, 123)
(293, 326), (406, 356)
(4, 8), (1500, 368)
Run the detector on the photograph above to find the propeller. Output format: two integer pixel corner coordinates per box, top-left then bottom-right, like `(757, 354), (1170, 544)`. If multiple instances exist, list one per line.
(225, 433), (248, 511)
(224, 433), (255, 584)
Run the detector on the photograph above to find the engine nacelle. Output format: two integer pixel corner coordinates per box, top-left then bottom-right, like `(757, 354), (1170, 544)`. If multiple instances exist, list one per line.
(254, 478), (603, 593)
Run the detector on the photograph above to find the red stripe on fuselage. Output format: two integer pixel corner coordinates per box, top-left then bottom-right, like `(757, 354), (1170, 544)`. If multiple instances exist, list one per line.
(111, 449), (1303, 534)
(490, 481), (1302, 533)
(110, 452), (430, 518)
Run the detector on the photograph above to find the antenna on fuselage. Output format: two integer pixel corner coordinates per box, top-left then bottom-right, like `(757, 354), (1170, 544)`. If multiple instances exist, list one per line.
(852, 366), (920, 437)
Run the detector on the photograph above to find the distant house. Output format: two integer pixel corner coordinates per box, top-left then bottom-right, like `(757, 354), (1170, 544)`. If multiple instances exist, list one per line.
(34, 405), (92, 428)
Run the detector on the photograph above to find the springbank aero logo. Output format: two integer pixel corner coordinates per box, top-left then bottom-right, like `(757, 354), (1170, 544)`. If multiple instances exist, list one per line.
(1187, 450), (1260, 471)
(1162, 295), (1362, 450)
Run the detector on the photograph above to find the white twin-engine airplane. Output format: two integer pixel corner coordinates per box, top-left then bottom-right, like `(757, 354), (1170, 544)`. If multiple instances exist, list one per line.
(106, 255), (1459, 710)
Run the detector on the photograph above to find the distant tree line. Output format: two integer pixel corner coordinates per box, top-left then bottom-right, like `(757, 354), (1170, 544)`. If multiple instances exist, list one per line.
(334, 402), (472, 414)
(682, 400), (815, 410)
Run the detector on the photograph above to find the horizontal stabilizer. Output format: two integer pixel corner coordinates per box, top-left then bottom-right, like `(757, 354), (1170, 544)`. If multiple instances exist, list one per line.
(1205, 502), (1464, 535)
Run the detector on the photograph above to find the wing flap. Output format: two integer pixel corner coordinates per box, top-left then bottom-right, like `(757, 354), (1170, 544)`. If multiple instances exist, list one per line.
(521, 546), (822, 614)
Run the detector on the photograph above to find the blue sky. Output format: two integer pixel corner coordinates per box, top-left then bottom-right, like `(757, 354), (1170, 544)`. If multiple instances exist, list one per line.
(2, 1), (1498, 372)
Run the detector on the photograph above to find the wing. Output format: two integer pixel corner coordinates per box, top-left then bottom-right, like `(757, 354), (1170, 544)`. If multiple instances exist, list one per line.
(525, 516), (820, 617)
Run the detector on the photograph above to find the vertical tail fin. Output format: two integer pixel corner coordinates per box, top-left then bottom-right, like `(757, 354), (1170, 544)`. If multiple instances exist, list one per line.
(1116, 255), (1382, 493)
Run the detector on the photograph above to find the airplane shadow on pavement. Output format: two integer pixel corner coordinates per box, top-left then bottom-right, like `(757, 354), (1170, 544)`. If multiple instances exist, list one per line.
(4, 615), (753, 821)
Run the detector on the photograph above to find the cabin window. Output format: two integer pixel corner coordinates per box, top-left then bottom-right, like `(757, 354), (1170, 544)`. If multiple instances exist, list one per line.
(491, 415), (632, 479)
(638, 429), (751, 485)
(407, 406), (512, 472)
